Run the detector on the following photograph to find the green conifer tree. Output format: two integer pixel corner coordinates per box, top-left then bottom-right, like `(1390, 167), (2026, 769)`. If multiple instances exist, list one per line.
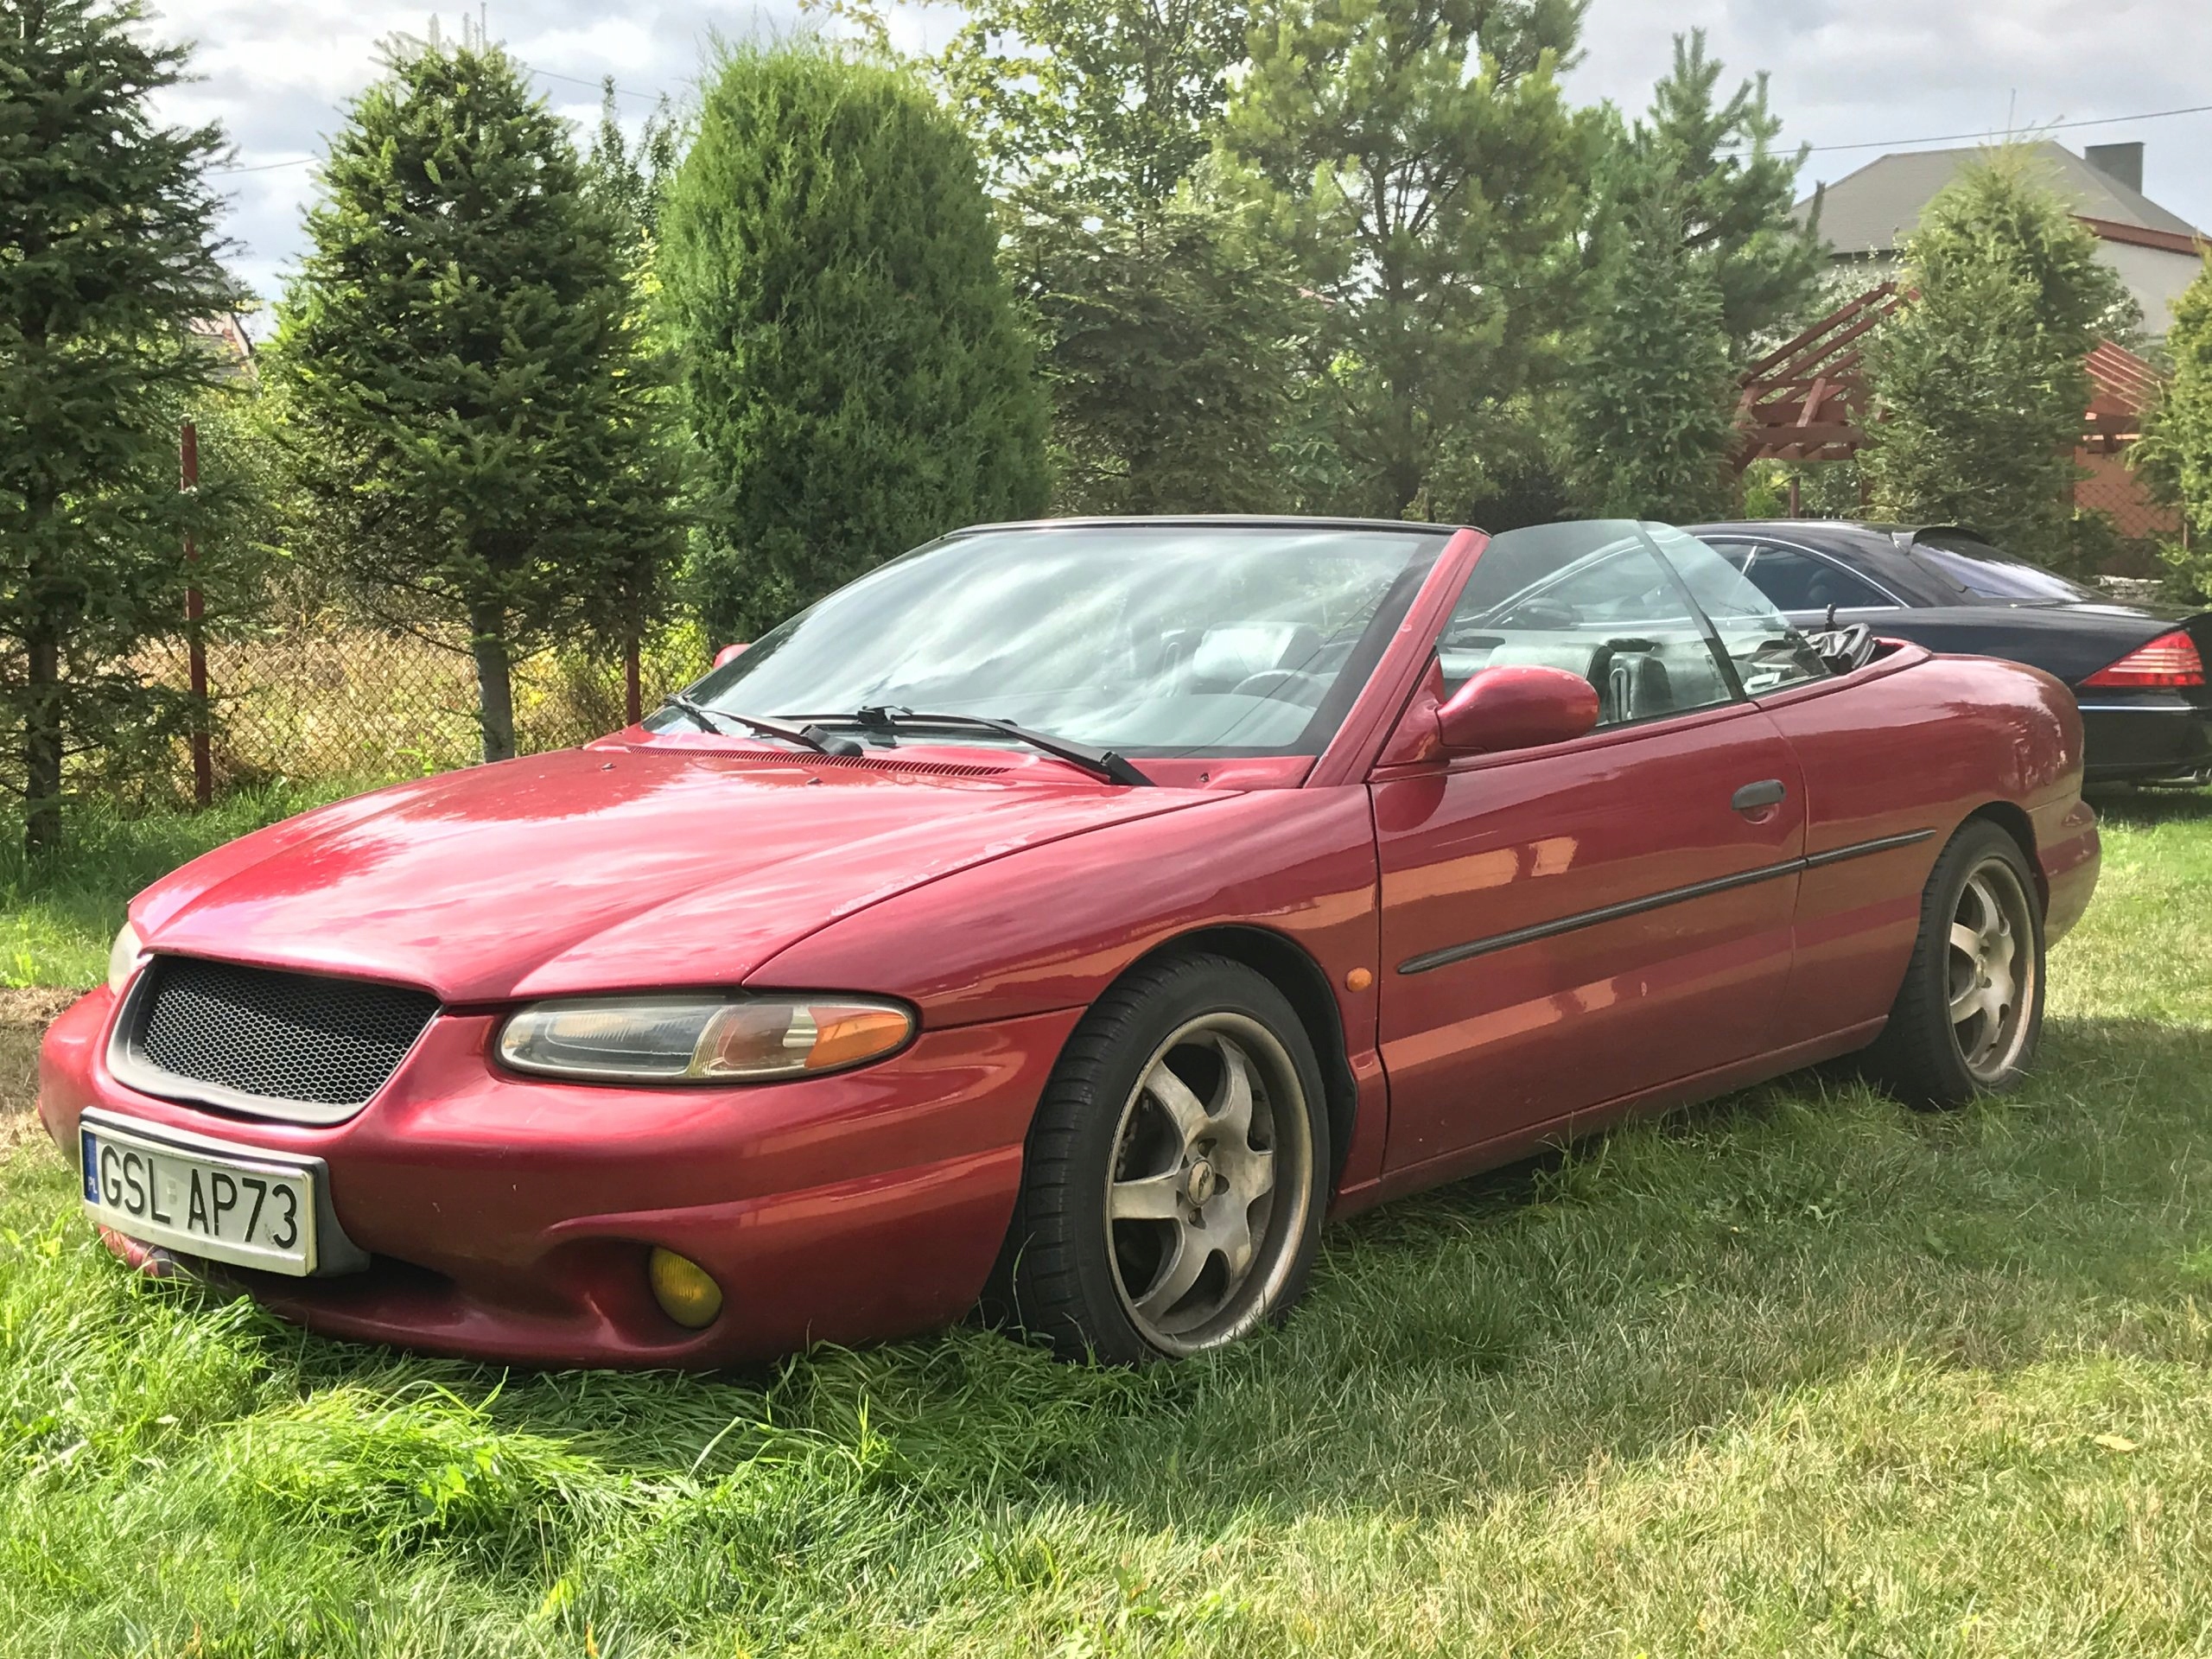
(0, 0), (240, 849)
(1862, 150), (2132, 563)
(270, 31), (685, 762)
(1567, 189), (1736, 518)
(1223, 0), (1592, 518)
(1566, 30), (1822, 518)
(925, 0), (1311, 514)
(660, 47), (1050, 642)
(2134, 255), (2212, 595)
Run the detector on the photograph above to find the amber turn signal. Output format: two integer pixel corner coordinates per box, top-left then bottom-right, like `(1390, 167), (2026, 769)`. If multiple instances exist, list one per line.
(648, 1247), (724, 1329)
(694, 1000), (913, 1078)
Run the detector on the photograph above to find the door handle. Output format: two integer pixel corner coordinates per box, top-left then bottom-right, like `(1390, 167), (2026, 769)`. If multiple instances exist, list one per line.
(1732, 779), (1786, 812)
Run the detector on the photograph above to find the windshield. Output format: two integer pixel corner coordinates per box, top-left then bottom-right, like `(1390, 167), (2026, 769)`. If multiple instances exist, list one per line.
(1910, 532), (2100, 602)
(660, 523), (1451, 757)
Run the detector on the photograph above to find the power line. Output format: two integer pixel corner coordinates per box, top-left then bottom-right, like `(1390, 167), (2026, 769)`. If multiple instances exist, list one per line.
(212, 156), (315, 175)
(527, 66), (669, 105)
(1805, 99), (2212, 155)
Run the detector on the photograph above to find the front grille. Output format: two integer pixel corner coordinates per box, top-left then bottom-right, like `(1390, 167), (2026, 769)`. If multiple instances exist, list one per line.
(130, 957), (438, 1110)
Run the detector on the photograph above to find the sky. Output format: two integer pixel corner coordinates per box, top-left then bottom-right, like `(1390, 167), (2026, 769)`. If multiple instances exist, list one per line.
(151, 0), (2212, 316)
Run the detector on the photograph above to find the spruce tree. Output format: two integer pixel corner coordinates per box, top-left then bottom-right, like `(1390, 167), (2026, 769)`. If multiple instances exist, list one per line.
(1607, 30), (1824, 357)
(270, 32), (684, 762)
(1013, 187), (1308, 513)
(927, 0), (1310, 514)
(1861, 150), (2131, 563)
(0, 0), (240, 850)
(661, 47), (1050, 642)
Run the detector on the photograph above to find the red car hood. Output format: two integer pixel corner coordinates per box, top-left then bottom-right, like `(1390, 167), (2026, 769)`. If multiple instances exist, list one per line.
(133, 745), (1217, 1002)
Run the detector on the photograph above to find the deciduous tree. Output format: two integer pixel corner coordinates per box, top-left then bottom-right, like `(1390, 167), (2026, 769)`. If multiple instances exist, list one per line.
(0, 0), (241, 849)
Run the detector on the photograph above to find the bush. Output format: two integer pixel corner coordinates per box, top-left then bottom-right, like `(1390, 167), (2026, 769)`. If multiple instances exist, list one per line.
(662, 47), (1050, 643)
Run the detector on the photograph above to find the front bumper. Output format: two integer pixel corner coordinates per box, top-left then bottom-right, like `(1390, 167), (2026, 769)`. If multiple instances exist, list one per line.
(39, 988), (1079, 1368)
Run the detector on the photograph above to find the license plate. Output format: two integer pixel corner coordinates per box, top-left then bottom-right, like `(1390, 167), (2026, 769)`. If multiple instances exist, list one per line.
(80, 1116), (318, 1276)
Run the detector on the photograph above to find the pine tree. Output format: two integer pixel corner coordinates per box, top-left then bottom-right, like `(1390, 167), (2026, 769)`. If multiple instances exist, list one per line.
(270, 31), (685, 763)
(1862, 150), (2132, 563)
(660, 47), (1049, 642)
(1567, 189), (1736, 518)
(926, 0), (1312, 514)
(0, 0), (241, 850)
(1607, 30), (1824, 357)
(1223, 0), (1592, 518)
(1566, 30), (1821, 517)
(2134, 254), (2212, 595)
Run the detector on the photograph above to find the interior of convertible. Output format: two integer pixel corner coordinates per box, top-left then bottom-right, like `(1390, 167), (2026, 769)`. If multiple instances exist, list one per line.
(670, 520), (1827, 757)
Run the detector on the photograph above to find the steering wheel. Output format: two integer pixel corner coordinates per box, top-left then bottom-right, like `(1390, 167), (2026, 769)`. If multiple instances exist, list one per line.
(1232, 669), (1326, 707)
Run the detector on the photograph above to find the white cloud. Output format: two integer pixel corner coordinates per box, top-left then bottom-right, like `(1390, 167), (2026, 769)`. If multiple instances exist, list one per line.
(143, 0), (2209, 315)
(1568, 0), (2211, 232)
(145, 1), (803, 308)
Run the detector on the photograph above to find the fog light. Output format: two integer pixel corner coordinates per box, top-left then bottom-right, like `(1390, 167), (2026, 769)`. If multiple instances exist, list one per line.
(648, 1247), (723, 1329)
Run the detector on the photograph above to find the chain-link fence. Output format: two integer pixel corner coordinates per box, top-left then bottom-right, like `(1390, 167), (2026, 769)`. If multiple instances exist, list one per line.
(137, 620), (712, 794)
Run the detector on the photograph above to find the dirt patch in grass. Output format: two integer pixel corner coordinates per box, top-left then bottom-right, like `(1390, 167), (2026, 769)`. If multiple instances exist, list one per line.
(0, 988), (73, 1152)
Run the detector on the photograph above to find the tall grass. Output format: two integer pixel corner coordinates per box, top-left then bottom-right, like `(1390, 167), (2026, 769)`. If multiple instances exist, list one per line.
(0, 794), (2207, 1654)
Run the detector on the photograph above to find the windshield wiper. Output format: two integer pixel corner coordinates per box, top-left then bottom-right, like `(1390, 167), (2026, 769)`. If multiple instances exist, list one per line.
(658, 695), (859, 756)
(786, 708), (1154, 787)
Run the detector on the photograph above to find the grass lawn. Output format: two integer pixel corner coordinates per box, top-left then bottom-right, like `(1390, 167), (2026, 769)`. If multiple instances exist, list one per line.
(1, 789), (2209, 1656)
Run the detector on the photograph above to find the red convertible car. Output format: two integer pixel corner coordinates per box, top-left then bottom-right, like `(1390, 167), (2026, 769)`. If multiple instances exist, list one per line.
(39, 518), (2100, 1367)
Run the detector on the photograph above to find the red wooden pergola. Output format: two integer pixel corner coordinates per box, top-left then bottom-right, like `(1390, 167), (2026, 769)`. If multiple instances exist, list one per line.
(1732, 283), (1904, 479)
(1732, 285), (2173, 533)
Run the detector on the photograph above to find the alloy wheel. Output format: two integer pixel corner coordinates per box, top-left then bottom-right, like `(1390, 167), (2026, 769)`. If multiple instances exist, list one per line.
(1945, 856), (2038, 1084)
(1103, 1013), (1313, 1355)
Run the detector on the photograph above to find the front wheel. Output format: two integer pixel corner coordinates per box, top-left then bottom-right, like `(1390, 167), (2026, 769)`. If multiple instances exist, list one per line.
(993, 954), (1329, 1363)
(1861, 820), (2045, 1107)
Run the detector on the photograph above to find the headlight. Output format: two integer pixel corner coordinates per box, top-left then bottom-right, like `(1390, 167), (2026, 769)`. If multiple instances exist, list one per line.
(496, 995), (914, 1084)
(107, 921), (143, 995)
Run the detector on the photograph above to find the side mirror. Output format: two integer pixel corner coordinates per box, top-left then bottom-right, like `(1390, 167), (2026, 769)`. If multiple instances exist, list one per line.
(1435, 664), (1600, 755)
(713, 642), (749, 670)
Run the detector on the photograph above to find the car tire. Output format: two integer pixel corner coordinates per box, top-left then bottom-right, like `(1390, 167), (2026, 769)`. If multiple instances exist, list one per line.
(991, 952), (1330, 1364)
(1860, 819), (2046, 1109)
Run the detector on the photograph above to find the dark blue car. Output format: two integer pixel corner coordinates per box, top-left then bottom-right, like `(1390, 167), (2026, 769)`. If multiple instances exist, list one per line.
(1691, 521), (2212, 788)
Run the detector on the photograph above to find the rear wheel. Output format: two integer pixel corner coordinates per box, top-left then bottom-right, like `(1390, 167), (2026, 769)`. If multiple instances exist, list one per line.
(993, 954), (1328, 1363)
(1861, 820), (2044, 1107)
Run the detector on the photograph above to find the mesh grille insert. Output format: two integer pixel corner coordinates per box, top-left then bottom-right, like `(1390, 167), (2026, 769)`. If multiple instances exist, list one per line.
(133, 957), (438, 1109)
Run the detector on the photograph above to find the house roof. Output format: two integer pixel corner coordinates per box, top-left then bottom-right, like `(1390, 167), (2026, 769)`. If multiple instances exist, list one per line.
(1798, 140), (2202, 256)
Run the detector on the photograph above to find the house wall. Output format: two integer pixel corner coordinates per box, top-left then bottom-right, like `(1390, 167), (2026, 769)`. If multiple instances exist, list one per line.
(2098, 241), (2203, 336)
(1825, 241), (2198, 337)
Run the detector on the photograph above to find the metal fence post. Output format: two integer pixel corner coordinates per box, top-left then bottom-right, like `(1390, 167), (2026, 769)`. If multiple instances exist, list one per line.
(181, 420), (212, 807)
(625, 632), (642, 727)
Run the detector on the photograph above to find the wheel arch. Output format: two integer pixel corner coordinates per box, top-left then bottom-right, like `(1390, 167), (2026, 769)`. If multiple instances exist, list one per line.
(1962, 800), (2044, 909)
(1120, 925), (1359, 1191)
